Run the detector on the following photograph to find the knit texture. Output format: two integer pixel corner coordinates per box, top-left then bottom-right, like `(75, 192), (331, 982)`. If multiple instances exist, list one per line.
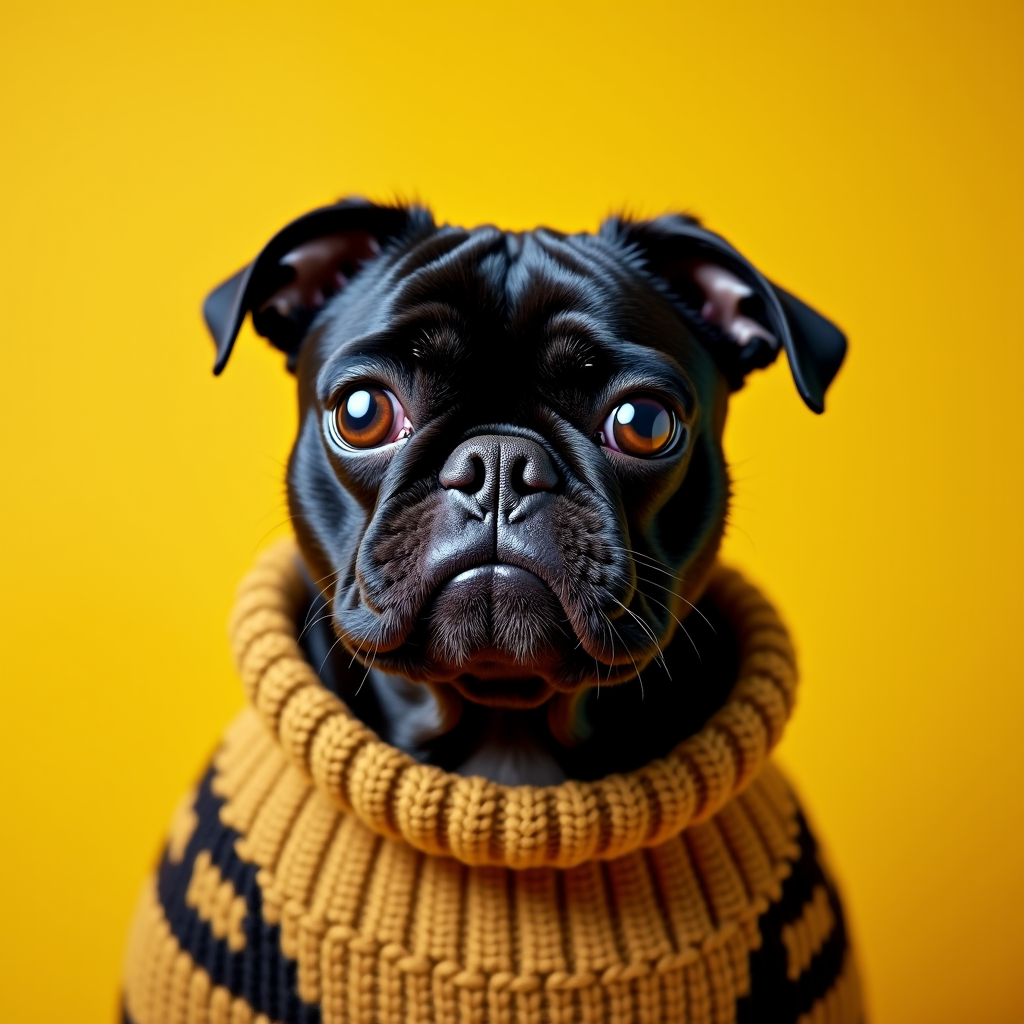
(122, 542), (862, 1024)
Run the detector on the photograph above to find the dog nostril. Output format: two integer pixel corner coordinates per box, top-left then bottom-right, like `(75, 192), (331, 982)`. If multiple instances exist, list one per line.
(510, 453), (557, 495)
(465, 456), (486, 494)
(441, 436), (557, 500)
(509, 457), (531, 497)
(440, 452), (487, 494)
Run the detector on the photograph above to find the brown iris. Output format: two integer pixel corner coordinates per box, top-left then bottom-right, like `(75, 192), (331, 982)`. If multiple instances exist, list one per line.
(609, 397), (676, 456)
(334, 386), (395, 448)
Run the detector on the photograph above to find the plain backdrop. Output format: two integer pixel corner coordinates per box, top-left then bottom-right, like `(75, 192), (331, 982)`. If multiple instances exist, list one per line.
(1, 2), (1021, 1022)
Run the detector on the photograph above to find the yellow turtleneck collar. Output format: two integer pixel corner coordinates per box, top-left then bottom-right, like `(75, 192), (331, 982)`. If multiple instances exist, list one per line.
(229, 540), (798, 871)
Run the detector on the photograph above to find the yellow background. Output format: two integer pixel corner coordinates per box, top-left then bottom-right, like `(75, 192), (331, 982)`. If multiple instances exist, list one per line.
(1, 2), (1021, 1021)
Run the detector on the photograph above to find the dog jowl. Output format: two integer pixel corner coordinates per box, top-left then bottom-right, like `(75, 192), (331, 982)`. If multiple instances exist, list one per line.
(204, 198), (845, 784)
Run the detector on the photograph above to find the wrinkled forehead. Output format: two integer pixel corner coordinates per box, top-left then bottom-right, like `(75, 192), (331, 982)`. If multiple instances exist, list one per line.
(311, 222), (694, 376)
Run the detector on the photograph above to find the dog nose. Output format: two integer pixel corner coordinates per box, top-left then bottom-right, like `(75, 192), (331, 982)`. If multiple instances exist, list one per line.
(440, 434), (558, 516)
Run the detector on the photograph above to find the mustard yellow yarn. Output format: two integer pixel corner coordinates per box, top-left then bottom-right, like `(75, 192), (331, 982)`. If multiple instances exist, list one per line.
(122, 543), (862, 1024)
(230, 542), (798, 869)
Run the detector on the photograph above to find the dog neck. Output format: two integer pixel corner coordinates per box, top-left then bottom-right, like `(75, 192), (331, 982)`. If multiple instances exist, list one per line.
(298, 561), (741, 786)
(369, 669), (570, 786)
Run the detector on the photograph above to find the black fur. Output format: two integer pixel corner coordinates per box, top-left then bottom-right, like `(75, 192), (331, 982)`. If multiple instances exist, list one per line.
(204, 199), (845, 780)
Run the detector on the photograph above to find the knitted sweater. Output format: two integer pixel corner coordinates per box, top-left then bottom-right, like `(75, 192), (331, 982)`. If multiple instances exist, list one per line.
(122, 543), (862, 1024)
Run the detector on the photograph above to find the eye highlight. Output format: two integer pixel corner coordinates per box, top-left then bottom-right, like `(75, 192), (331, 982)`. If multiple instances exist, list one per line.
(328, 385), (412, 450)
(601, 396), (681, 458)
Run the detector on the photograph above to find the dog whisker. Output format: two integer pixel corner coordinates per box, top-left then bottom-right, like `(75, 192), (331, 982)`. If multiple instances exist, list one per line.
(651, 587), (717, 637)
(604, 545), (718, 635)
(349, 640), (364, 670)
(307, 568), (344, 593)
(354, 628), (383, 697)
(250, 515), (302, 556)
(252, 502), (295, 529)
(319, 631), (347, 676)
(296, 609), (336, 644)
(602, 565), (707, 664)
(613, 586), (696, 662)
(305, 562), (348, 598)
(301, 599), (330, 633)
(301, 570), (346, 633)
(612, 598), (672, 681)
(601, 611), (644, 698)
(605, 544), (681, 579)
(722, 514), (757, 552)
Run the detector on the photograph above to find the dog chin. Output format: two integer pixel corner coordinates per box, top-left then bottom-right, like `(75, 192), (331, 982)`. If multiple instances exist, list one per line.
(418, 564), (571, 706)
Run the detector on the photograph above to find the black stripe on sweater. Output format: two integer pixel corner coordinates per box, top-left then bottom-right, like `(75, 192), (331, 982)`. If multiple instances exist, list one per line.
(153, 764), (322, 1024)
(737, 811), (855, 1024)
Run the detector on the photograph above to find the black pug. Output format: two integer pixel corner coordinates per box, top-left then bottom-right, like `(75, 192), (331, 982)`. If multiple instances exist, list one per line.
(204, 198), (844, 787)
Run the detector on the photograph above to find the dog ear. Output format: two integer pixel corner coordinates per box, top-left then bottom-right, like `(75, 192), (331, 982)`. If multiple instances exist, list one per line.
(605, 214), (847, 413)
(203, 198), (433, 374)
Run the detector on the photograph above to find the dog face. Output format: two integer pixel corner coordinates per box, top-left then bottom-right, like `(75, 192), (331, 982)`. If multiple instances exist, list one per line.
(205, 200), (844, 709)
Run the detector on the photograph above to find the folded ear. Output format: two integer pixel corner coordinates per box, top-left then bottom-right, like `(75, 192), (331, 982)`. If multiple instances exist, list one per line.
(604, 214), (847, 413)
(203, 198), (433, 374)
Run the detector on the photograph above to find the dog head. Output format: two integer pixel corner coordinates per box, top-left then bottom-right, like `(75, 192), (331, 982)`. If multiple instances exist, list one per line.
(205, 199), (844, 710)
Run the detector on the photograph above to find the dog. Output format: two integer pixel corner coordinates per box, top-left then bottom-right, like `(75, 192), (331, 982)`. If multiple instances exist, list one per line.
(122, 198), (859, 1024)
(204, 198), (844, 789)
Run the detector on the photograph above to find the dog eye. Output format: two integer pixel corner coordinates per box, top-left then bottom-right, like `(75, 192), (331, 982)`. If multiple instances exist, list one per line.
(601, 396), (678, 457)
(329, 385), (411, 450)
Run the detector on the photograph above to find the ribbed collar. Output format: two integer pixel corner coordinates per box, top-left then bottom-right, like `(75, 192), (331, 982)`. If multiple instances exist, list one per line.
(229, 541), (797, 869)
